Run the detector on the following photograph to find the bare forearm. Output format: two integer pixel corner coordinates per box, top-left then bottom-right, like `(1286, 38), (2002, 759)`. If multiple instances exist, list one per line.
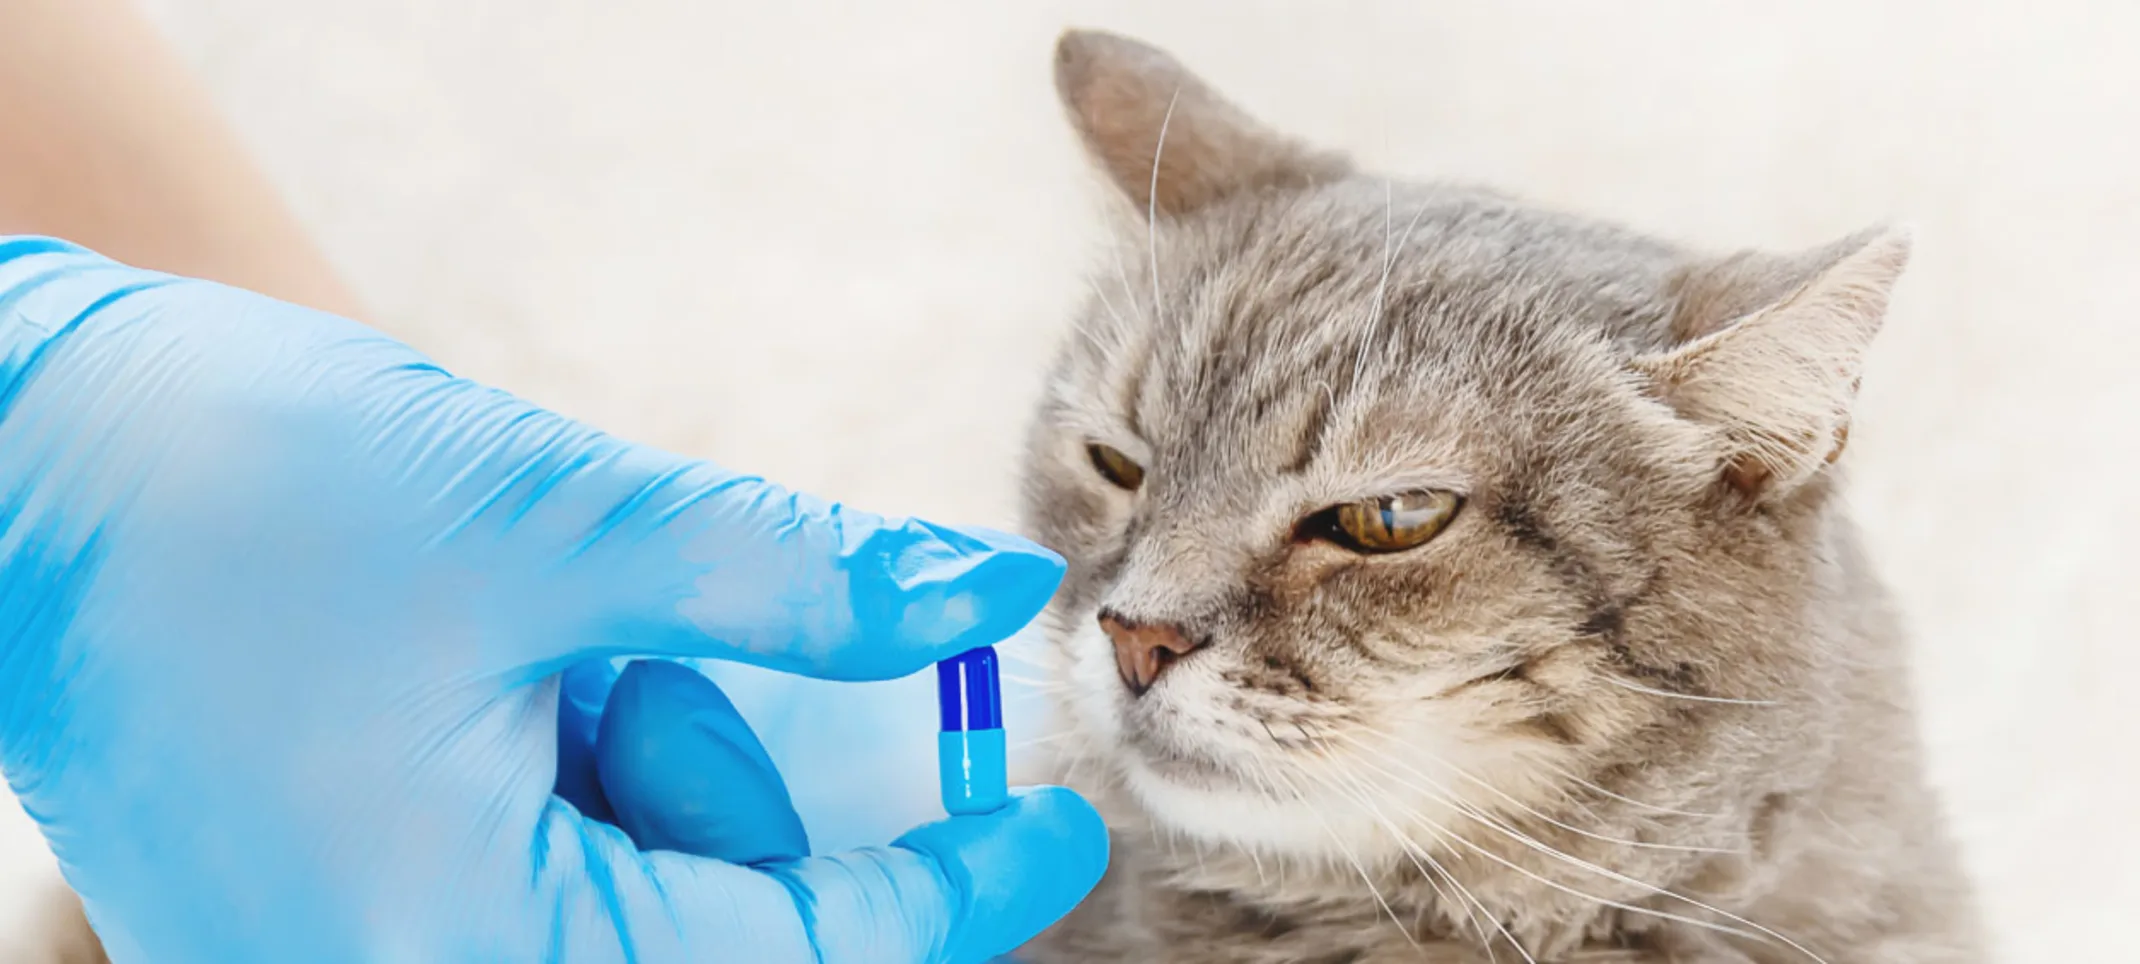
(0, 0), (361, 318)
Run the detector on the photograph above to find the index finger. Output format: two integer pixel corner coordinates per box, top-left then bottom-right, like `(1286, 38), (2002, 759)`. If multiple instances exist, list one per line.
(509, 445), (1064, 681)
(684, 475), (1064, 681)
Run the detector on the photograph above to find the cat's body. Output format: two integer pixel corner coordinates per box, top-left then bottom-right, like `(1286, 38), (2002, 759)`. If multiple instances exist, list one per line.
(1017, 31), (1982, 963)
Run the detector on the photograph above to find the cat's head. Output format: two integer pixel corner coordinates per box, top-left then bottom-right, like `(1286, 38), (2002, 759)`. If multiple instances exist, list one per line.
(1020, 30), (1908, 860)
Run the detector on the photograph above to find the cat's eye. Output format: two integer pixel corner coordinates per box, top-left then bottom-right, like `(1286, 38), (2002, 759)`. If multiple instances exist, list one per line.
(1087, 443), (1145, 491)
(1307, 490), (1463, 554)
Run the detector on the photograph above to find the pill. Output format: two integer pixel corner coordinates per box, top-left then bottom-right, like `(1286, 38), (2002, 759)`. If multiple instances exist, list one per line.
(935, 645), (1008, 815)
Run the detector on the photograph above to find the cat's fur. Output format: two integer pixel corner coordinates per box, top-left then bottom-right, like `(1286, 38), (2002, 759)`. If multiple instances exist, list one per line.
(1016, 30), (1983, 964)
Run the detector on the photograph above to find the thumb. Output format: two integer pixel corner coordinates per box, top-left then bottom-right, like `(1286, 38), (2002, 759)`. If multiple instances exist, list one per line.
(764, 787), (1109, 964)
(539, 786), (1106, 964)
(566, 657), (1108, 961)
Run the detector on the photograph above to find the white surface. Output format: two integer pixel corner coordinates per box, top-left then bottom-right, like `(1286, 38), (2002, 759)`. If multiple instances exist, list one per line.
(5, 1), (2137, 959)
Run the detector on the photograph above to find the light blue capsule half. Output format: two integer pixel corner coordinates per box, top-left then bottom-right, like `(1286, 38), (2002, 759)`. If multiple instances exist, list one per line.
(938, 728), (1008, 816)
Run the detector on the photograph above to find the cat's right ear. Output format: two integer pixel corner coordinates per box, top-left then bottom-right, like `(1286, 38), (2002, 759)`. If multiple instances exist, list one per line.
(1054, 29), (1350, 219)
(1635, 228), (1913, 500)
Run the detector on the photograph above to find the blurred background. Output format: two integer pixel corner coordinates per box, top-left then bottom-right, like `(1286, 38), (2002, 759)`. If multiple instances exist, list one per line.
(4, 1), (2135, 960)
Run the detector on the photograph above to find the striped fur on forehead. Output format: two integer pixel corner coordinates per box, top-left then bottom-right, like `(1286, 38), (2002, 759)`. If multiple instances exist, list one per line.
(1065, 187), (1691, 486)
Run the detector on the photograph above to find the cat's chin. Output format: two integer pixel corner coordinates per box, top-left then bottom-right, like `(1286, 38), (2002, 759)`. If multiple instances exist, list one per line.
(1117, 750), (1422, 860)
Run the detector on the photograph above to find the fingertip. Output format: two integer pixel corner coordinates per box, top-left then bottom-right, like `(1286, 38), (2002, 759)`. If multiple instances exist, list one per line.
(941, 539), (1063, 658)
(919, 523), (1065, 569)
(643, 479), (1066, 682)
(932, 525), (1067, 583)
(892, 785), (1109, 964)
(1000, 785), (1109, 885)
(852, 523), (1065, 676)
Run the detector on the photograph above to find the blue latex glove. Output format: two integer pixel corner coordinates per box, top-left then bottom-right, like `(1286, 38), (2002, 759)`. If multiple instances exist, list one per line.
(0, 237), (1106, 963)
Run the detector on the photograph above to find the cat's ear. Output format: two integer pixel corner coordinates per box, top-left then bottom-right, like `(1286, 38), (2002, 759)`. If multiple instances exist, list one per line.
(1054, 29), (1350, 218)
(1635, 227), (1912, 499)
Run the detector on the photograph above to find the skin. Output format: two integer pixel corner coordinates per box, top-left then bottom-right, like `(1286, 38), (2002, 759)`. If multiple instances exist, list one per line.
(1016, 30), (1983, 963)
(0, 0), (361, 319)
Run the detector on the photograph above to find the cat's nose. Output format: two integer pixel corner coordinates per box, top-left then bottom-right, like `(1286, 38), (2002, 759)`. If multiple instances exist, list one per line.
(1098, 609), (1203, 696)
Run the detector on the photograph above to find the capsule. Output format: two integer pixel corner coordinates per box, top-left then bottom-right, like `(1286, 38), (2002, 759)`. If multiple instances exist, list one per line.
(935, 645), (1008, 815)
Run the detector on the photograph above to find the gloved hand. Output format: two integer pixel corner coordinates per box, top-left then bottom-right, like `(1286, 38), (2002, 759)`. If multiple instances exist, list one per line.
(0, 237), (1106, 963)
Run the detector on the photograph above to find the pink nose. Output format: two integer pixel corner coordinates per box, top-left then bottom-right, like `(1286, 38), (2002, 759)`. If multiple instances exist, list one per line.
(1098, 610), (1202, 695)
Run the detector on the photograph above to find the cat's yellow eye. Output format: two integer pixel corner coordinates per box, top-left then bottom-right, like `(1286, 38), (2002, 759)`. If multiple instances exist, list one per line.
(1315, 490), (1462, 554)
(1087, 443), (1145, 491)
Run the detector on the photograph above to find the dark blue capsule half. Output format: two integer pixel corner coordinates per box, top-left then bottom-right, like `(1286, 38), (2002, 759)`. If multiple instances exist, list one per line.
(935, 645), (1003, 731)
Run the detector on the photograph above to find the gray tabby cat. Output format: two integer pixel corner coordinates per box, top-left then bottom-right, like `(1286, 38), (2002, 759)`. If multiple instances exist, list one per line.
(1016, 30), (1984, 964)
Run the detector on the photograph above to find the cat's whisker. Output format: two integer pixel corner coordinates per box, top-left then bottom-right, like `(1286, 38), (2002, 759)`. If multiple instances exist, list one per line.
(1066, 312), (1118, 359)
(1433, 860), (1529, 964)
(1235, 756), (1289, 890)
(1354, 778), (1547, 964)
(1353, 186), (1432, 391)
(991, 633), (1051, 654)
(1552, 767), (1729, 821)
(1321, 745), (1769, 945)
(1008, 730), (1080, 752)
(1145, 89), (1181, 333)
(1518, 764), (1728, 834)
(1081, 279), (1139, 357)
(1325, 787), (1470, 947)
(1059, 745), (1093, 791)
(1321, 759), (1534, 964)
(1087, 276), (1131, 323)
(1063, 296), (1111, 350)
(1338, 759), (1787, 957)
(1340, 725), (1739, 856)
(1102, 233), (1155, 337)
(998, 675), (1076, 695)
(1351, 177), (1395, 390)
(1267, 765), (1420, 949)
(994, 657), (1065, 682)
(1599, 674), (1779, 706)
(1531, 774), (1612, 826)
(1325, 733), (1831, 964)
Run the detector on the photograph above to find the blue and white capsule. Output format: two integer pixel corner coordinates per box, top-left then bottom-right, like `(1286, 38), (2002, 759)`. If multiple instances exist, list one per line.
(935, 645), (1008, 815)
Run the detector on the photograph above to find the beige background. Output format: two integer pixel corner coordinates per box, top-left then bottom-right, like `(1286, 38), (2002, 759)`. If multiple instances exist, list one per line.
(5, 1), (2136, 959)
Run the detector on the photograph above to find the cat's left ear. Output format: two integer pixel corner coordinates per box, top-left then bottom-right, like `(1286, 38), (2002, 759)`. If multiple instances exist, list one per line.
(1635, 227), (1912, 499)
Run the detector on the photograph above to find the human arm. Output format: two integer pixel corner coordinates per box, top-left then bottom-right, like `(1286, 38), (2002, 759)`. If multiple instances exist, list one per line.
(0, 0), (360, 318)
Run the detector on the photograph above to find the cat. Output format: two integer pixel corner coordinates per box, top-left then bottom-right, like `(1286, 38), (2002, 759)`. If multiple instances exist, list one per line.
(1014, 29), (1985, 964)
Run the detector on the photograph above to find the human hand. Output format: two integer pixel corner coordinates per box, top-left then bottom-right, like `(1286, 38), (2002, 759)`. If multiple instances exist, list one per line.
(0, 237), (1106, 962)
